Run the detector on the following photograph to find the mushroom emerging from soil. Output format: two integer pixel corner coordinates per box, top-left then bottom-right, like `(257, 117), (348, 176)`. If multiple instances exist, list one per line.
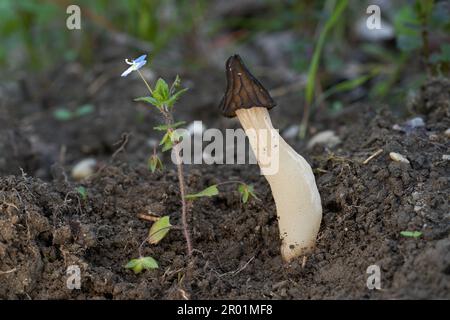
(219, 55), (323, 262)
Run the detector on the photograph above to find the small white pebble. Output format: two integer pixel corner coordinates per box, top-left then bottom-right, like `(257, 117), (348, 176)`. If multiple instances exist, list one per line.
(429, 134), (439, 141)
(442, 155), (450, 161)
(389, 152), (410, 164)
(307, 130), (341, 149)
(407, 117), (425, 128)
(71, 158), (97, 180)
(445, 128), (450, 137)
(393, 117), (425, 132)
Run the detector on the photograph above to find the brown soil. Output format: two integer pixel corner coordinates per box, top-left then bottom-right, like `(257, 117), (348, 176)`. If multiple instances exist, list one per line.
(0, 62), (449, 299)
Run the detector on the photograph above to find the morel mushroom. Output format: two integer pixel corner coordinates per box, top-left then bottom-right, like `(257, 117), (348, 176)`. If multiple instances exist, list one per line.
(219, 55), (322, 262)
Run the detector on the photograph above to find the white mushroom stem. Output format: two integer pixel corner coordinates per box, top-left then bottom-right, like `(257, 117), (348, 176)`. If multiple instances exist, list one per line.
(236, 107), (322, 262)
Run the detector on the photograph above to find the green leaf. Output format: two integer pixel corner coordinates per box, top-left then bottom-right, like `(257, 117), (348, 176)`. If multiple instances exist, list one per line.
(153, 121), (186, 131)
(157, 157), (164, 170)
(161, 140), (173, 152)
(238, 184), (257, 204)
(159, 131), (171, 146)
(125, 259), (139, 269)
(238, 184), (249, 204)
(140, 256), (159, 269)
(321, 73), (376, 101)
(53, 105), (94, 121)
(75, 104), (94, 117)
(160, 132), (174, 152)
(242, 190), (249, 203)
(166, 88), (189, 108)
(135, 96), (161, 108)
(148, 155), (163, 173)
(186, 185), (219, 200)
(149, 157), (157, 173)
(153, 78), (170, 101)
(247, 185), (257, 200)
(400, 231), (422, 238)
(53, 109), (73, 121)
(170, 75), (181, 94)
(148, 216), (171, 245)
(125, 258), (143, 274)
(76, 186), (88, 200)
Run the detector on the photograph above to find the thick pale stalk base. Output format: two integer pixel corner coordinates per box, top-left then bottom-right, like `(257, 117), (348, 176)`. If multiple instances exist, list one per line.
(236, 108), (322, 262)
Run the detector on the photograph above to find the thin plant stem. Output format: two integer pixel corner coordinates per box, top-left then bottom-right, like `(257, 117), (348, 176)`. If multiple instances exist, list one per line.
(216, 180), (246, 187)
(163, 110), (193, 257)
(300, 101), (311, 139)
(137, 74), (193, 257)
(137, 69), (153, 95)
(173, 144), (193, 256)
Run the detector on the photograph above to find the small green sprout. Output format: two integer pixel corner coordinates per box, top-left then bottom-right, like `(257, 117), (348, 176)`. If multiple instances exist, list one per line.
(76, 186), (88, 200)
(185, 183), (257, 204)
(186, 185), (219, 200)
(238, 184), (257, 204)
(125, 256), (158, 274)
(400, 231), (422, 238)
(148, 154), (164, 173)
(53, 104), (94, 121)
(148, 216), (172, 245)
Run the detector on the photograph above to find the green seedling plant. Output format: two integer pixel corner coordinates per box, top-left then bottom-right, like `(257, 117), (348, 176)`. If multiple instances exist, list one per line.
(121, 54), (258, 273)
(400, 230), (422, 238)
(120, 54), (188, 272)
(53, 104), (95, 121)
(237, 183), (257, 204)
(148, 145), (164, 173)
(76, 186), (88, 201)
(186, 182), (258, 205)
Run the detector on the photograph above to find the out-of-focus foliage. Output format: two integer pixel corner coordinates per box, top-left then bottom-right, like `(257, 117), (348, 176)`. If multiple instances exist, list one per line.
(0, 0), (206, 69)
(0, 0), (448, 116)
(0, 0), (62, 68)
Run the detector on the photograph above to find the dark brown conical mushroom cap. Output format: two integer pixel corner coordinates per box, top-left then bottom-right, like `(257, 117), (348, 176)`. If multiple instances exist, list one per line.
(219, 54), (276, 118)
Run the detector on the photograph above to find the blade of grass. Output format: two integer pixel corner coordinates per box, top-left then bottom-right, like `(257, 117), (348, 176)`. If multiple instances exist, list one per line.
(319, 69), (379, 104)
(301, 0), (348, 138)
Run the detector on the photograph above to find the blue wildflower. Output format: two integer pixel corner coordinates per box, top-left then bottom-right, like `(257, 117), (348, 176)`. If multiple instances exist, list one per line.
(121, 54), (147, 77)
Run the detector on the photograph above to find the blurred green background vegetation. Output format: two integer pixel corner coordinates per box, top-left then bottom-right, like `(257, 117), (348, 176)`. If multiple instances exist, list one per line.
(0, 0), (449, 120)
